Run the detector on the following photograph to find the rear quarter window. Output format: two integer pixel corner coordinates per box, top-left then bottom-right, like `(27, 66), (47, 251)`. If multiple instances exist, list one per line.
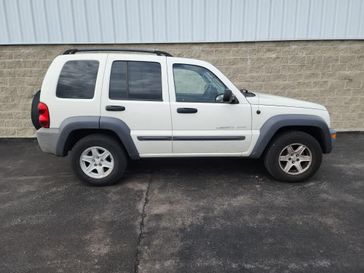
(56, 60), (99, 99)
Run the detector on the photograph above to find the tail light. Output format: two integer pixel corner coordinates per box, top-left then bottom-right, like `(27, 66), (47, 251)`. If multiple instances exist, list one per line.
(38, 102), (50, 128)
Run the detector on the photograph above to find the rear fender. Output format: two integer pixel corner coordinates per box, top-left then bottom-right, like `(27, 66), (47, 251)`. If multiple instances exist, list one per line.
(55, 116), (139, 159)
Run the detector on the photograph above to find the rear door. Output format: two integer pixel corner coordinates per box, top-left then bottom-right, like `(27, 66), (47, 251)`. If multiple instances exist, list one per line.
(101, 54), (172, 156)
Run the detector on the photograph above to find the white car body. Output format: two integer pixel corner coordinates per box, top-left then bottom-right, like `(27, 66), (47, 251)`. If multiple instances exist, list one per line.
(39, 52), (331, 158)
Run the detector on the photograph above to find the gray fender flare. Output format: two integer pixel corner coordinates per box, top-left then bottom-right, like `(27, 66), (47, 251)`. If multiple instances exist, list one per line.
(250, 114), (332, 158)
(99, 116), (139, 159)
(55, 116), (139, 159)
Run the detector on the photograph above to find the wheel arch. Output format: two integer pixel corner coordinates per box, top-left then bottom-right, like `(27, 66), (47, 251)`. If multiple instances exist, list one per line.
(250, 114), (332, 158)
(56, 116), (140, 159)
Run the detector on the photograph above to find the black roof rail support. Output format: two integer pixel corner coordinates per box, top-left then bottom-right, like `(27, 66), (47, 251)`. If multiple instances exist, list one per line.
(63, 48), (173, 57)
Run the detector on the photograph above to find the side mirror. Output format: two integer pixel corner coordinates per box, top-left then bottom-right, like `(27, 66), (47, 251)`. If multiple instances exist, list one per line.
(218, 89), (238, 104)
(215, 89), (239, 103)
(223, 89), (233, 102)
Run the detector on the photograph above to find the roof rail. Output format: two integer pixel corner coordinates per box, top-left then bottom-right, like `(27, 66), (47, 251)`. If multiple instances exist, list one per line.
(63, 48), (173, 57)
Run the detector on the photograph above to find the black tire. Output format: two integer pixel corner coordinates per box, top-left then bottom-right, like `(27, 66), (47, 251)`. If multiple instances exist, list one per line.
(264, 131), (322, 182)
(71, 134), (127, 186)
(31, 90), (41, 130)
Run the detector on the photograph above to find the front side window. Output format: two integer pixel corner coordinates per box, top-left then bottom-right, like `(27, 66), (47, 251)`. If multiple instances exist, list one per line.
(109, 61), (162, 101)
(173, 64), (226, 103)
(56, 60), (99, 99)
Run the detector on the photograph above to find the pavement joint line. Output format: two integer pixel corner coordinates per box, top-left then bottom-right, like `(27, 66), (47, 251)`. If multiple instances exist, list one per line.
(133, 172), (152, 273)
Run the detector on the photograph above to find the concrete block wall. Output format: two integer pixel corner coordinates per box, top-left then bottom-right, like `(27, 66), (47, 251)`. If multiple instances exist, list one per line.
(0, 41), (363, 137)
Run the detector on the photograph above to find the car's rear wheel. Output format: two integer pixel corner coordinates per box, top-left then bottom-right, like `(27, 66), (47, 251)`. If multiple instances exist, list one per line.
(264, 131), (322, 182)
(71, 134), (127, 186)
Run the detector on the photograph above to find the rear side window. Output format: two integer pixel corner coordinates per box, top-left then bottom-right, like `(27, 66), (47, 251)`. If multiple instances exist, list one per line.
(109, 61), (162, 101)
(56, 60), (99, 99)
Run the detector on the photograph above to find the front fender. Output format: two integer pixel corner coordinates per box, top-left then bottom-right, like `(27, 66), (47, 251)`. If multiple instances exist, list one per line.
(250, 114), (333, 158)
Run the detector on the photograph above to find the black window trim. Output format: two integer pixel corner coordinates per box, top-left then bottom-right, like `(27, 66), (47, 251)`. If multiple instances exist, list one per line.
(56, 59), (100, 100)
(109, 60), (163, 102)
(172, 63), (227, 104)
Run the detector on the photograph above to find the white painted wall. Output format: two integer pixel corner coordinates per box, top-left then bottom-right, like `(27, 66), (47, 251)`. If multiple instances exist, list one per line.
(1, 0), (363, 44)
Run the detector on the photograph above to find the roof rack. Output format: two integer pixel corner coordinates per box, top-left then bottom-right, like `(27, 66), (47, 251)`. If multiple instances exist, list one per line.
(63, 48), (173, 57)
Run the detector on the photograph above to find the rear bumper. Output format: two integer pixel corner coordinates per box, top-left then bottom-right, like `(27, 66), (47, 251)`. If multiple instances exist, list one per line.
(36, 128), (60, 155)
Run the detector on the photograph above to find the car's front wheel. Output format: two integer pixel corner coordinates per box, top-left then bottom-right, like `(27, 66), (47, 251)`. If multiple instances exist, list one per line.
(71, 134), (127, 186)
(264, 131), (322, 182)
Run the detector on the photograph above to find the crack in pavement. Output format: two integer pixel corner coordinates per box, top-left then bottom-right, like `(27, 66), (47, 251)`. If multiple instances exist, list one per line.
(133, 173), (152, 273)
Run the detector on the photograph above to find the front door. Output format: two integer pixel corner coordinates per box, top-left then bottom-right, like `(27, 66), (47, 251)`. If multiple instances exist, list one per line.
(101, 54), (172, 156)
(167, 58), (252, 156)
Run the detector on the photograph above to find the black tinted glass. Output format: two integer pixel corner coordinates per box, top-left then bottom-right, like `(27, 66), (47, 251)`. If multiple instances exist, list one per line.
(56, 60), (99, 99)
(109, 61), (162, 101)
(109, 61), (127, 99)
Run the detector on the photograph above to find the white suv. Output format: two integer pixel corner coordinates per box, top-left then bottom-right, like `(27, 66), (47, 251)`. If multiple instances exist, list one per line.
(32, 48), (336, 186)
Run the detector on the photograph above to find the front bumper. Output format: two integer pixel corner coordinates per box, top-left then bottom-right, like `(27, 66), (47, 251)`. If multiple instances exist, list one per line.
(330, 129), (337, 145)
(325, 128), (336, 153)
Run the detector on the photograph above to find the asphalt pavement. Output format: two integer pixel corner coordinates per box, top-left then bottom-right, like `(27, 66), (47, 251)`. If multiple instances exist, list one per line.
(0, 133), (363, 273)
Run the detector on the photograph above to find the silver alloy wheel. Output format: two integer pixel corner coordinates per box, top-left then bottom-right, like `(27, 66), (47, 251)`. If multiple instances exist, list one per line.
(80, 146), (114, 179)
(278, 143), (312, 175)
